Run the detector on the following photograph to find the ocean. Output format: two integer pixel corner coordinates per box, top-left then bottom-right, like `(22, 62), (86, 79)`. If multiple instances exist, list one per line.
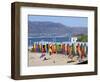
(28, 37), (71, 46)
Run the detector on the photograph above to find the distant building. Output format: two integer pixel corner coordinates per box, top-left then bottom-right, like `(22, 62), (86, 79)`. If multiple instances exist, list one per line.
(71, 34), (86, 43)
(71, 37), (77, 43)
(71, 36), (77, 43)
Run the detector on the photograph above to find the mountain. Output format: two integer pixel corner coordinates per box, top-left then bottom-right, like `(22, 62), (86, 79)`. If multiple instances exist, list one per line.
(28, 21), (87, 37)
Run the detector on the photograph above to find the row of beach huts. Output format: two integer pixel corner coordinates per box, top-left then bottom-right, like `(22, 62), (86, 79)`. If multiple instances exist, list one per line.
(29, 42), (88, 58)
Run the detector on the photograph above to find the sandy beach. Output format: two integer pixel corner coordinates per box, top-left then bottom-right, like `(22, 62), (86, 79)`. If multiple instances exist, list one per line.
(28, 51), (87, 66)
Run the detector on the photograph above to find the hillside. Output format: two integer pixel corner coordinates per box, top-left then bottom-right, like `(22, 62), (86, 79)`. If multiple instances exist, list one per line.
(28, 21), (87, 37)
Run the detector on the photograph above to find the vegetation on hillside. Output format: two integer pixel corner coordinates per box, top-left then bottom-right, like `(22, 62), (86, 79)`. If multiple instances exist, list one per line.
(77, 35), (88, 42)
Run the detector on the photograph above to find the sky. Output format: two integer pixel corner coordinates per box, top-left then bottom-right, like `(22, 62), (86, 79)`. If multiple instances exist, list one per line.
(28, 15), (88, 27)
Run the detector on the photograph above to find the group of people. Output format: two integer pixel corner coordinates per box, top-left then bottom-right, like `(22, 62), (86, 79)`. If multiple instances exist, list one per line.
(31, 42), (88, 61)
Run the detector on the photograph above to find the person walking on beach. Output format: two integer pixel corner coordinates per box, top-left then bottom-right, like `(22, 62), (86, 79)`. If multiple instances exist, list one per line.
(40, 45), (46, 58)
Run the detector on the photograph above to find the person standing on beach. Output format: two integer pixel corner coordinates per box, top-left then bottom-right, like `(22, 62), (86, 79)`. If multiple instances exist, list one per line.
(39, 43), (42, 52)
(72, 43), (76, 57)
(65, 44), (68, 56)
(51, 44), (56, 64)
(49, 44), (52, 55)
(67, 44), (70, 56)
(77, 43), (83, 62)
(46, 44), (49, 53)
(34, 43), (37, 52)
(62, 44), (65, 55)
(52, 44), (57, 54)
(68, 45), (73, 59)
(84, 43), (88, 57)
(81, 46), (85, 60)
(31, 43), (34, 52)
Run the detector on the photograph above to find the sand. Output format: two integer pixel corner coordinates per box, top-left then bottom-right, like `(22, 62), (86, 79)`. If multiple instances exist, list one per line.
(28, 51), (87, 66)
